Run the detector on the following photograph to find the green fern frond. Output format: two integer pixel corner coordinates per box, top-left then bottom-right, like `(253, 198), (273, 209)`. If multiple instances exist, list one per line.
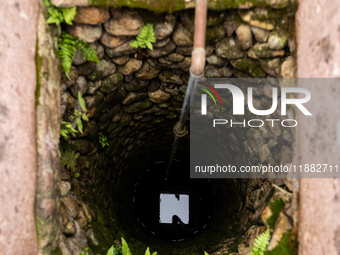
(60, 148), (79, 172)
(130, 23), (156, 50)
(45, 0), (100, 79)
(76, 40), (101, 65)
(121, 238), (132, 255)
(43, 0), (52, 7)
(46, 8), (64, 25)
(144, 247), (150, 255)
(130, 40), (139, 48)
(60, 7), (77, 25)
(44, 0), (76, 26)
(106, 239), (158, 255)
(250, 228), (270, 255)
(59, 32), (101, 79)
(106, 245), (122, 255)
(144, 247), (157, 255)
(59, 32), (76, 78)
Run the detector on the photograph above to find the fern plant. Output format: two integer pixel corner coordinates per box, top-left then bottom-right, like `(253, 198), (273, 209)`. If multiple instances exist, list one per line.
(105, 239), (211, 255)
(44, 0), (76, 25)
(106, 238), (157, 255)
(250, 228), (270, 255)
(122, 238), (132, 255)
(130, 23), (156, 50)
(60, 148), (79, 172)
(59, 32), (101, 79)
(144, 247), (157, 255)
(44, 0), (101, 79)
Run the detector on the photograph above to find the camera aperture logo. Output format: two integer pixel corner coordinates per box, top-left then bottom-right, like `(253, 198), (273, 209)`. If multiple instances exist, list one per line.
(197, 82), (223, 110)
(198, 83), (312, 128)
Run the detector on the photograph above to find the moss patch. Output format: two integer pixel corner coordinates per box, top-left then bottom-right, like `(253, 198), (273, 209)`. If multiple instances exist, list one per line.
(138, 99), (153, 109)
(205, 25), (225, 44)
(266, 230), (293, 255)
(86, 0), (291, 12)
(88, 0), (185, 13)
(106, 122), (118, 133)
(51, 247), (62, 255)
(289, 227), (298, 255)
(267, 199), (285, 229)
(35, 44), (43, 107)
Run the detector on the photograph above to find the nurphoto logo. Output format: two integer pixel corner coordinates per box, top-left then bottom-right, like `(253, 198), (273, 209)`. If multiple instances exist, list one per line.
(199, 83), (312, 128)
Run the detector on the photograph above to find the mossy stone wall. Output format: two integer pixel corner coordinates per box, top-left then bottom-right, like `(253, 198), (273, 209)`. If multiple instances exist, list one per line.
(51, 2), (298, 255)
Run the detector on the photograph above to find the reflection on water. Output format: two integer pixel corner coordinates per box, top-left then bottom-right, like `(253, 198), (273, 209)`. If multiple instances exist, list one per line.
(132, 159), (213, 242)
(159, 193), (189, 224)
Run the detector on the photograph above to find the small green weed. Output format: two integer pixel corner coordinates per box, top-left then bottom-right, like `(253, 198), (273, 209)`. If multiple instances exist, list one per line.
(60, 92), (88, 139)
(60, 121), (77, 139)
(80, 247), (89, 255)
(99, 132), (109, 147)
(69, 92), (89, 133)
(74, 92), (89, 133)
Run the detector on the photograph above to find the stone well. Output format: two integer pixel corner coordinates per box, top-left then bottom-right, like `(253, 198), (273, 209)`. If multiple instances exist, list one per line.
(34, 1), (298, 255)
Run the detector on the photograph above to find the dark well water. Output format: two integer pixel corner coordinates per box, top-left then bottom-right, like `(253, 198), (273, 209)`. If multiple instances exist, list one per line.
(132, 159), (213, 242)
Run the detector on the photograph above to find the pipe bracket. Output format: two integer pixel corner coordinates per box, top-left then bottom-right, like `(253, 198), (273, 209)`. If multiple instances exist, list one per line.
(190, 47), (206, 78)
(173, 122), (188, 137)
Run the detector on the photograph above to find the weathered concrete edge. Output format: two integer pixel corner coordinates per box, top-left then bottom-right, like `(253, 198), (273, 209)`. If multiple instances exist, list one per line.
(35, 0), (63, 254)
(296, 0), (340, 254)
(0, 0), (39, 254)
(50, 0), (291, 12)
